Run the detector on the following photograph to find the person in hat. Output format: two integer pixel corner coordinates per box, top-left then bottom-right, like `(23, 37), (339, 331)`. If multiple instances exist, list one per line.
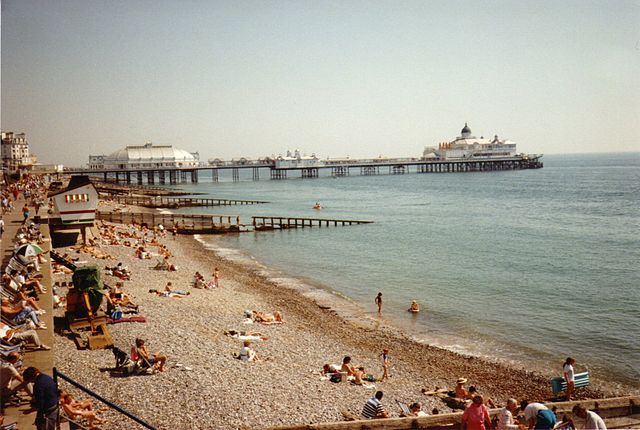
(456, 378), (471, 399)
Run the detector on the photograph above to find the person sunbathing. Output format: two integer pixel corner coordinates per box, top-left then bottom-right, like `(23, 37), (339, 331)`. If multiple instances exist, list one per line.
(60, 392), (106, 428)
(133, 338), (167, 372)
(106, 284), (138, 309)
(153, 256), (177, 271)
(322, 364), (340, 375)
(1, 298), (46, 329)
(252, 311), (284, 323)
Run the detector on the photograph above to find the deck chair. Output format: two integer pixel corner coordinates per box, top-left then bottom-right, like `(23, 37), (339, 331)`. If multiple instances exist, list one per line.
(130, 346), (155, 375)
(396, 400), (412, 417)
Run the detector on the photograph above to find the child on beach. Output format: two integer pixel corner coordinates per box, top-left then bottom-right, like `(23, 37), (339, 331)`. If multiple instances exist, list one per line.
(212, 268), (221, 288)
(380, 349), (391, 380)
(375, 292), (383, 314)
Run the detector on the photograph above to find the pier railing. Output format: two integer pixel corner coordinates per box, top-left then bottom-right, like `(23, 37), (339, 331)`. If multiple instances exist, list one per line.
(105, 195), (268, 208)
(252, 216), (373, 229)
(97, 211), (240, 233)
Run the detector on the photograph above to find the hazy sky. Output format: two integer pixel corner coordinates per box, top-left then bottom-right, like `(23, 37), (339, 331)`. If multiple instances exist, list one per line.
(2, 0), (639, 165)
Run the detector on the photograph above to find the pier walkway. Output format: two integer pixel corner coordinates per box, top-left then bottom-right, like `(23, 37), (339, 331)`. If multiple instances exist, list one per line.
(62, 155), (543, 184)
(105, 195), (268, 208)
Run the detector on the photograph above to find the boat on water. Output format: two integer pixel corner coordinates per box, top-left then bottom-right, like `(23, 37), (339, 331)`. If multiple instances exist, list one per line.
(422, 123), (538, 161)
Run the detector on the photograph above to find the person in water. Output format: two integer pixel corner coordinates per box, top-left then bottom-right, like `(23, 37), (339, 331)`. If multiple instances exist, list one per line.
(409, 300), (420, 312)
(313, 202), (322, 210)
(375, 292), (383, 314)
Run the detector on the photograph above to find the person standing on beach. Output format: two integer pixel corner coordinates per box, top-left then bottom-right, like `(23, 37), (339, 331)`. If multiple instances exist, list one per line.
(563, 357), (576, 401)
(380, 349), (391, 380)
(462, 395), (491, 430)
(23, 367), (59, 430)
(213, 268), (221, 288)
(22, 204), (30, 224)
(375, 292), (383, 314)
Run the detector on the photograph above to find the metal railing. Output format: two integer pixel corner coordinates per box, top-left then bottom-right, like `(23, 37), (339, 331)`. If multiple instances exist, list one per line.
(53, 368), (157, 430)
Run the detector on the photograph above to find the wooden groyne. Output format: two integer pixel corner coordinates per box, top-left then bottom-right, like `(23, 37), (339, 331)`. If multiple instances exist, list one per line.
(252, 216), (373, 230)
(257, 396), (639, 430)
(97, 211), (240, 234)
(94, 181), (195, 197)
(106, 195), (268, 208)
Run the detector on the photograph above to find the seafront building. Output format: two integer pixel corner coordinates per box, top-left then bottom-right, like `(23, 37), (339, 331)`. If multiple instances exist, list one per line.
(88, 142), (200, 169)
(423, 123), (517, 160)
(1, 131), (38, 172)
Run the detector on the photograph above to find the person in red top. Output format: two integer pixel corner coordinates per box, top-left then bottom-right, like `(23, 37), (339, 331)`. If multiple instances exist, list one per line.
(462, 395), (492, 430)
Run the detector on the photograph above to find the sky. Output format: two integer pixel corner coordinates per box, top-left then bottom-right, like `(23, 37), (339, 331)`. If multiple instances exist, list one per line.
(1, 0), (639, 165)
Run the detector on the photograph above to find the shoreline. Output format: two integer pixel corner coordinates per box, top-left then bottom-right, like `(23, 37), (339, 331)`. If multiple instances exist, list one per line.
(52, 202), (628, 429)
(194, 232), (639, 395)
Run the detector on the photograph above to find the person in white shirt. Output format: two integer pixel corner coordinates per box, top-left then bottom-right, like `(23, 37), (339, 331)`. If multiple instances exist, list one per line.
(497, 398), (519, 430)
(563, 357), (576, 400)
(239, 340), (257, 361)
(572, 404), (606, 430)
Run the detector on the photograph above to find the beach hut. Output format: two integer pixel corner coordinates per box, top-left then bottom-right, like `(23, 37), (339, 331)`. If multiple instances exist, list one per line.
(49, 175), (98, 225)
(48, 175), (98, 245)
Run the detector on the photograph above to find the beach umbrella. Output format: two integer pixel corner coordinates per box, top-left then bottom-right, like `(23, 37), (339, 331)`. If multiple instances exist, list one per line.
(14, 243), (45, 258)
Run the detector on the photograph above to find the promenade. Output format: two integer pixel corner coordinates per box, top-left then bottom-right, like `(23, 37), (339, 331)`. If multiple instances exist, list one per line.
(1, 197), (54, 429)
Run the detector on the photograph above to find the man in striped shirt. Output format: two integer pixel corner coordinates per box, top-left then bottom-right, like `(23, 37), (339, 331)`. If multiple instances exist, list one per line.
(362, 391), (390, 419)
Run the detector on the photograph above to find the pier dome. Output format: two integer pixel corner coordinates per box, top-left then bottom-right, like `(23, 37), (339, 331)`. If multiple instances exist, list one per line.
(461, 123), (472, 138)
(99, 142), (199, 169)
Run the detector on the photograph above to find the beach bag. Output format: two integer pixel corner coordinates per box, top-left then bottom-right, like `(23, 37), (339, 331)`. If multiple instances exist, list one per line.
(110, 308), (123, 320)
(330, 374), (342, 383)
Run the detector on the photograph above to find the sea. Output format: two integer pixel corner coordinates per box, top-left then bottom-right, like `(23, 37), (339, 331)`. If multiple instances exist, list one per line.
(161, 153), (640, 390)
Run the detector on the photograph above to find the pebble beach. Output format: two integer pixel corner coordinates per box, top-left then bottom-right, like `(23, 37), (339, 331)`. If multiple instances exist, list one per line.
(52, 204), (609, 430)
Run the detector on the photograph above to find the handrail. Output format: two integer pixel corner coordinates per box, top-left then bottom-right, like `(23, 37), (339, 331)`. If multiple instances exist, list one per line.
(53, 368), (157, 430)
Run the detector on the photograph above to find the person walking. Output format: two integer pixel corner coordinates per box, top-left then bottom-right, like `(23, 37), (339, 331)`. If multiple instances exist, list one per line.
(563, 357), (576, 400)
(375, 292), (383, 314)
(22, 204), (30, 224)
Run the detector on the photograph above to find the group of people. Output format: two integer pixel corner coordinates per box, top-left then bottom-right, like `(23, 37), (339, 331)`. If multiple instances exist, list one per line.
(192, 268), (220, 289)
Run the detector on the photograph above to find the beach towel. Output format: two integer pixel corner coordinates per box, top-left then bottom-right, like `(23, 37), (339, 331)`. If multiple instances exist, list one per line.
(108, 316), (147, 324)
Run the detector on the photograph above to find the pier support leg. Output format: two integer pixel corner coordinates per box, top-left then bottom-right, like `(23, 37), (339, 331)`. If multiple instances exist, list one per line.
(212, 169), (218, 182)
(232, 168), (239, 181)
(191, 170), (198, 183)
(159, 170), (166, 185)
(137, 171), (143, 185)
(147, 171), (155, 184)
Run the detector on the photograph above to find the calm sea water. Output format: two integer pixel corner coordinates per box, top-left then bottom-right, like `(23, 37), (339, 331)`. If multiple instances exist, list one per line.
(167, 153), (640, 388)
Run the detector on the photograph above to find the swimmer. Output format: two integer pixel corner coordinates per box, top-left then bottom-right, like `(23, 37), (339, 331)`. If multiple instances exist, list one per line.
(312, 202), (322, 210)
(408, 300), (420, 313)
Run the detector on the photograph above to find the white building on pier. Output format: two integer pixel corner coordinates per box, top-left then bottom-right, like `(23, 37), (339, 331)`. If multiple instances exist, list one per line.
(89, 142), (199, 169)
(423, 123), (517, 160)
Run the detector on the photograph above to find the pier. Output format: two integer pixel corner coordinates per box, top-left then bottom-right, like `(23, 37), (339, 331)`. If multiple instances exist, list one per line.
(252, 216), (373, 230)
(105, 195), (268, 208)
(96, 211), (241, 233)
(63, 155), (543, 184)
